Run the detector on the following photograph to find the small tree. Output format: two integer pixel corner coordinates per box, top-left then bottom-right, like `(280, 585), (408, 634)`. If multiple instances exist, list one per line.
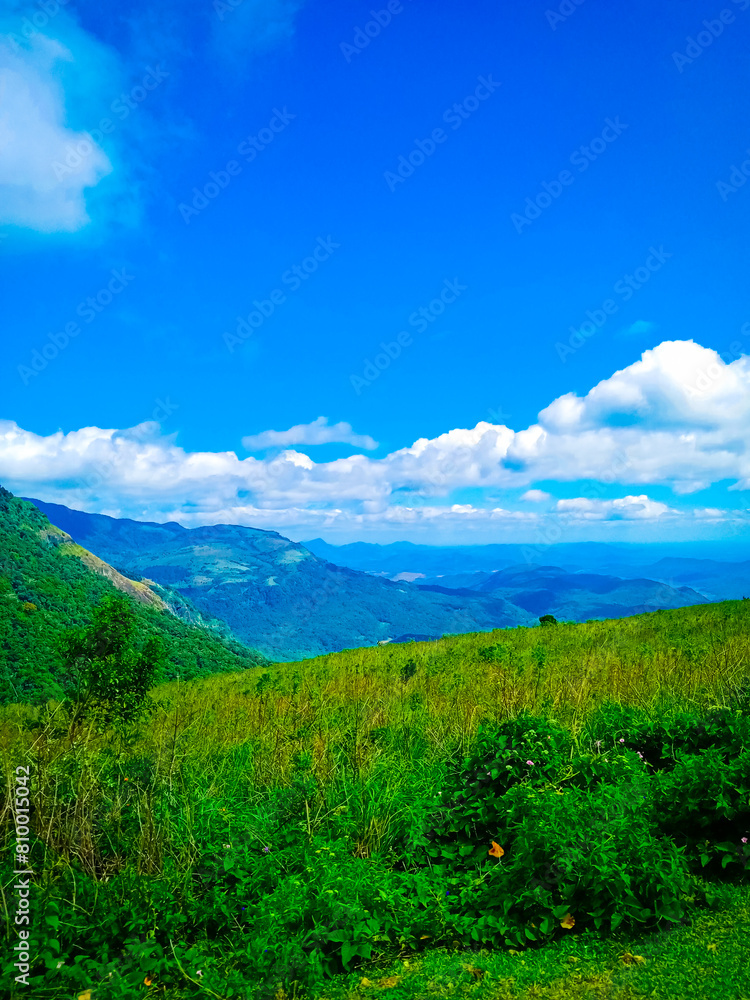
(60, 594), (163, 727)
(539, 614), (558, 627)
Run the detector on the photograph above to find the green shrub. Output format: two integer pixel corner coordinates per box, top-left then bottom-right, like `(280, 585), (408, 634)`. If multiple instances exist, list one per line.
(438, 780), (691, 948)
(653, 747), (750, 875)
(587, 703), (750, 772)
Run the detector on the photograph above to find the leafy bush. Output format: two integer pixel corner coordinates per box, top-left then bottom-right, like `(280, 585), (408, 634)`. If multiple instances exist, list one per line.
(441, 780), (691, 948)
(653, 747), (750, 875)
(409, 714), (690, 948)
(587, 703), (750, 771)
(60, 595), (164, 727)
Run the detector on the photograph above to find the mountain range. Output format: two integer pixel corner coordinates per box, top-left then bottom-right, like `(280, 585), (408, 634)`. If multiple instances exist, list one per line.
(19, 496), (723, 661)
(303, 537), (750, 583)
(22, 498), (534, 659)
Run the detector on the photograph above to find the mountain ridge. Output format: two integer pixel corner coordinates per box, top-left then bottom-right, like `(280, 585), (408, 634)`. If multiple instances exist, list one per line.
(21, 497), (724, 660)
(23, 498), (537, 660)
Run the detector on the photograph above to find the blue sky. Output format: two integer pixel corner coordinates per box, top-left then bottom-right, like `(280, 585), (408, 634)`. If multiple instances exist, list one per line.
(1, 0), (750, 543)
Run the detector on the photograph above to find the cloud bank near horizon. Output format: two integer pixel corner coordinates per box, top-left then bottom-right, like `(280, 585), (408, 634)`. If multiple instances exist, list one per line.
(1, 340), (749, 541)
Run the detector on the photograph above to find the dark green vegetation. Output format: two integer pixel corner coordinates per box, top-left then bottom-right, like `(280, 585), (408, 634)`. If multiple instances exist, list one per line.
(0, 489), (266, 703)
(1, 598), (749, 998)
(61, 595), (163, 728)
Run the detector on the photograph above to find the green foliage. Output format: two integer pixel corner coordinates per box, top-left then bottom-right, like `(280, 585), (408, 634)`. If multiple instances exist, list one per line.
(2, 560), (750, 997)
(587, 702), (750, 771)
(0, 488), (267, 704)
(653, 749), (750, 875)
(60, 594), (163, 726)
(414, 714), (690, 947)
(400, 658), (417, 682)
(444, 781), (691, 948)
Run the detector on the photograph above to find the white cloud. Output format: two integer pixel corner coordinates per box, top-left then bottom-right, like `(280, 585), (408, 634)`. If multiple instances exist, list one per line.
(521, 489), (552, 502)
(1, 341), (750, 539)
(555, 495), (674, 521)
(540, 339), (750, 433)
(0, 31), (112, 232)
(242, 416), (378, 451)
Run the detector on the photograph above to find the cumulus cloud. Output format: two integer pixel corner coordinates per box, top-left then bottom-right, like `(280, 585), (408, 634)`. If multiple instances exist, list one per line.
(540, 339), (750, 434)
(555, 495), (674, 521)
(0, 31), (112, 231)
(242, 417), (378, 452)
(1, 341), (750, 537)
(521, 489), (552, 502)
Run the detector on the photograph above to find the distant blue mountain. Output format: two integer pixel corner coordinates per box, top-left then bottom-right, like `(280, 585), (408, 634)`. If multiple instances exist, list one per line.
(418, 564), (708, 620)
(23, 500), (725, 659)
(630, 557), (750, 602)
(304, 540), (717, 620)
(24, 500), (535, 660)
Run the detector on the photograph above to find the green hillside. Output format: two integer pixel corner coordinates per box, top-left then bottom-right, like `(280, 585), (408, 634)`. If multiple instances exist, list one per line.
(1, 598), (749, 998)
(0, 488), (267, 703)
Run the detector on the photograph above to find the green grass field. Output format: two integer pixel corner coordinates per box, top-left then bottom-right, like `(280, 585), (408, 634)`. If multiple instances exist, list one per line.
(2, 600), (750, 999)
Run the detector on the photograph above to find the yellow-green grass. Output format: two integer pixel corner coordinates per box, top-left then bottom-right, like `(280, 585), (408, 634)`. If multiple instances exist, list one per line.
(1, 600), (749, 999)
(2, 601), (749, 867)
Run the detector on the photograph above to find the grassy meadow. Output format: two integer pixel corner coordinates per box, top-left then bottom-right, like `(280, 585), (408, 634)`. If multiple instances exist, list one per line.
(2, 600), (750, 999)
